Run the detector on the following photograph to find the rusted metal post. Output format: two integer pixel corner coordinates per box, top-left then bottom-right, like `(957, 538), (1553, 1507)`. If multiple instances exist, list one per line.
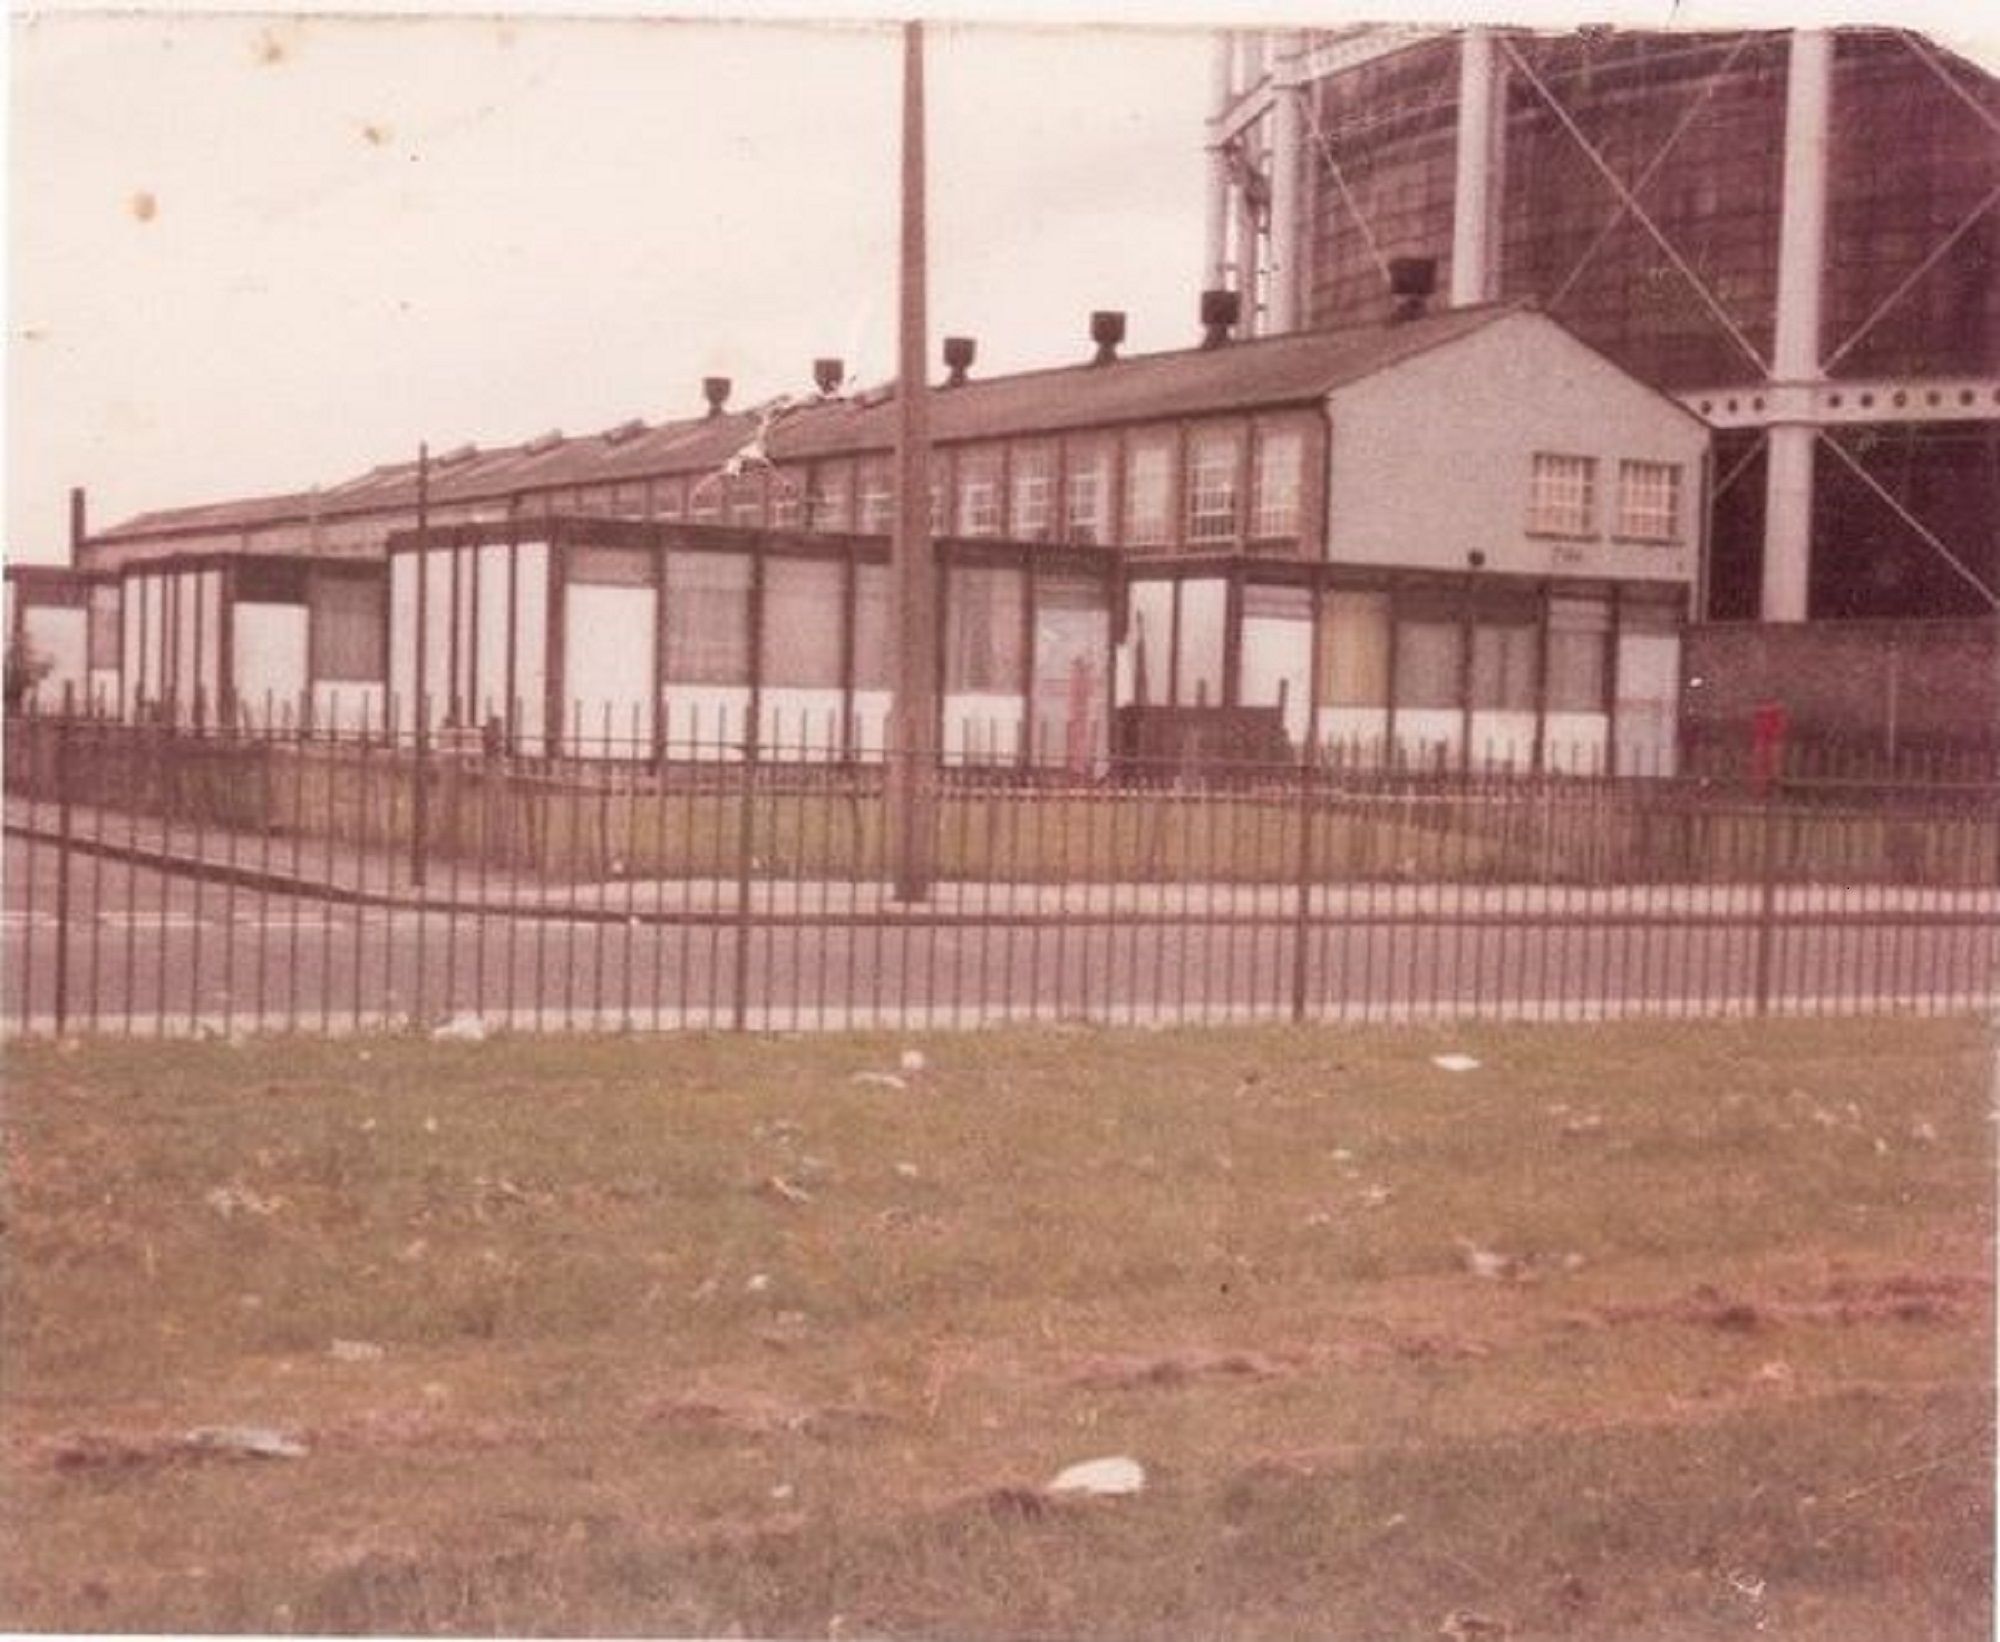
(52, 682), (75, 1035)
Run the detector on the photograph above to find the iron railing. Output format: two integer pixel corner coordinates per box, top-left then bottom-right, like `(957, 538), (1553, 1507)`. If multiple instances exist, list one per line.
(5, 703), (1996, 1036)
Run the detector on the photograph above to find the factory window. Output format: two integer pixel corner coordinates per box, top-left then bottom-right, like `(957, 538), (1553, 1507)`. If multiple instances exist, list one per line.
(945, 565), (1025, 693)
(1185, 428), (1241, 546)
(1468, 604), (1539, 712)
(853, 563), (892, 689)
(859, 459), (895, 535)
(1065, 440), (1112, 544)
(566, 545), (653, 587)
(929, 459), (949, 536)
(87, 585), (122, 671)
(956, 449), (1003, 537)
(770, 472), (804, 530)
(651, 478), (685, 521)
(309, 572), (386, 683)
(686, 476), (722, 524)
(1528, 453), (1597, 537)
(761, 557), (843, 688)
(664, 553), (751, 684)
(808, 466), (852, 533)
(726, 475), (766, 528)
(1252, 428), (1303, 541)
(1319, 591), (1390, 708)
(1393, 596), (1465, 711)
(1009, 443), (1056, 539)
(1124, 433), (1174, 548)
(1546, 594), (1611, 712)
(1616, 460), (1681, 542)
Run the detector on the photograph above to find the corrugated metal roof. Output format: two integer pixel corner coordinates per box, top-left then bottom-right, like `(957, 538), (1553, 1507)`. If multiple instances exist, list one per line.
(93, 304), (1520, 544)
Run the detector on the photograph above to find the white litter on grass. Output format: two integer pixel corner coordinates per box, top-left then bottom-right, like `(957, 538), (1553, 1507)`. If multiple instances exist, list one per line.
(1431, 1054), (1481, 1073)
(329, 1339), (385, 1363)
(894, 1161), (921, 1180)
(746, 1273), (772, 1294)
(850, 1072), (908, 1091)
(184, 1425), (308, 1460)
(1047, 1455), (1146, 1497)
(432, 1013), (489, 1042)
(899, 1049), (928, 1074)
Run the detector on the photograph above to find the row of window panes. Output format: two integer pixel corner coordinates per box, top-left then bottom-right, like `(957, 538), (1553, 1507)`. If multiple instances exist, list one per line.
(1529, 454), (1682, 541)
(511, 425), (1307, 550)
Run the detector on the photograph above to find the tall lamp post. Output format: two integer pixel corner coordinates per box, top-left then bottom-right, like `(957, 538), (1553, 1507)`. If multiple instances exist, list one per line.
(889, 19), (937, 902)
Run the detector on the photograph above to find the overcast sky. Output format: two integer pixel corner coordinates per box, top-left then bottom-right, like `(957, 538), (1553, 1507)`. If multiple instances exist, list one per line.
(8, 4), (1997, 562)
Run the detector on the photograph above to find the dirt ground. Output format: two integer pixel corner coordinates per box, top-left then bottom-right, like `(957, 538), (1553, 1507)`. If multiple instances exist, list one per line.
(3, 1017), (1993, 1637)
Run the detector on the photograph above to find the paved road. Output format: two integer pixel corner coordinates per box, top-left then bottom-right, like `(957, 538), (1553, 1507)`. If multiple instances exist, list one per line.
(7, 835), (1995, 1033)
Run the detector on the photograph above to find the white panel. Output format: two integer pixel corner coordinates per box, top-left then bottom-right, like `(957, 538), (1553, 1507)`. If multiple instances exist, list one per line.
(1315, 707), (1390, 765)
(1175, 579), (1228, 707)
(1615, 631), (1681, 777)
(1466, 710), (1537, 773)
(1121, 580), (1174, 707)
(1542, 712), (1610, 776)
(173, 572), (199, 716)
(848, 690), (891, 760)
(1240, 616), (1312, 749)
(513, 541), (550, 754)
(563, 583), (655, 756)
(199, 569), (224, 711)
(943, 693), (1024, 764)
(760, 688), (846, 760)
(421, 552), (453, 732)
(121, 581), (144, 718)
(1392, 707), (1462, 768)
(388, 554), (419, 735)
(660, 686), (749, 758)
(1031, 603), (1111, 772)
(233, 603), (310, 727)
(20, 607), (87, 710)
(89, 669), (121, 715)
(475, 543), (512, 725)
(311, 681), (387, 736)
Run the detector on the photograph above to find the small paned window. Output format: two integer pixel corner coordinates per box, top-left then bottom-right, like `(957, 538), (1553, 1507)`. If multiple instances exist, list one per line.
(770, 473), (804, 530)
(956, 450), (1003, 537)
(687, 477), (722, 524)
(1469, 614), (1539, 712)
(651, 479), (686, 521)
(1065, 442), (1112, 545)
(1528, 453), (1597, 537)
(1009, 445), (1055, 539)
(726, 476), (765, 528)
(1616, 460), (1682, 542)
(808, 467), (853, 533)
(1124, 436), (1174, 548)
(1185, 429), (1240, 546)
(945, 565), (1025, 693)
(858, 460), (895, 535)
(1251, 428), (1304, 540)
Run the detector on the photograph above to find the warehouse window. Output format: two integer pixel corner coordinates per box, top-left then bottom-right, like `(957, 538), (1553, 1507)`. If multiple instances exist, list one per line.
(1009, 444), (1055, 539)
(1124, 434), (1174, 548)
(1320, 591), (1390, 708)
(87, 585), (122, 671)
(858, 460), (895, 535)
(1528, 453), (1597, 537)
(664, 553), (751, 684)
(956, 449), (1003, 537)
(309, 572), (387, 683)
(807, 466), (851, 533)
(1393, 595), (1465, 710)
(1616, 460), (1681, 542)
(770, 473), (804, 530)
(853, 563), (891, 689)
(1065, 440), (1112, 544)
(1251, 427), (1303, 541)
(1468, 605), (1539, 711)
(1546, 594), (1610, 712)
(945, 565), (1025, 693)
(1185, 428), (1240, 546)
(651, 478), (685, 521)
(761, 557), (843, 688)
(687, 477), (722, 524)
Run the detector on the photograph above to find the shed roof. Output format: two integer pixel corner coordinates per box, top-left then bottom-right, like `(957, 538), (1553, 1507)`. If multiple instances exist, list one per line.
(94, 303), (1522, 545)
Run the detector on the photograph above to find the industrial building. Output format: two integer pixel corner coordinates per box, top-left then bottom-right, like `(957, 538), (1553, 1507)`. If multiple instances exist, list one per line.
(8, 299), (1705, 773)
(1201, 25), (1999, 625)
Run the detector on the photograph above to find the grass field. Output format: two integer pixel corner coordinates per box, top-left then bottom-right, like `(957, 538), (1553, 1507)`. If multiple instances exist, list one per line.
(3, 1018), (1993, 1638)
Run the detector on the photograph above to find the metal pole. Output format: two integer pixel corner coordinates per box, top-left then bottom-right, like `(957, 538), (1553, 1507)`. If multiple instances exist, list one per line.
(890, 19), (937, 902)
(410, 443), (431, 888)
(52, 682), (75, 1035)
(1450, 27), (1503, 308)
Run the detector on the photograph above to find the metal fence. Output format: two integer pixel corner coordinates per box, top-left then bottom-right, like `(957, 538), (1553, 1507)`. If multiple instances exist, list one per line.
(5, 706), (1997, 1036)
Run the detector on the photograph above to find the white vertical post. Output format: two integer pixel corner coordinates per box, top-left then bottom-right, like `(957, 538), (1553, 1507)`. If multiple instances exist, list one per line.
(1268, 35), (1305, 334)
(1762, 29), (1832, 623)
(1450, 27), (1503, 307)
(1204, 35), (1234, 293)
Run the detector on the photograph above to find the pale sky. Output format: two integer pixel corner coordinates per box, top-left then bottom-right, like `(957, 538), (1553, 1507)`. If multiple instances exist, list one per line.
(7, 4), (1997, 563)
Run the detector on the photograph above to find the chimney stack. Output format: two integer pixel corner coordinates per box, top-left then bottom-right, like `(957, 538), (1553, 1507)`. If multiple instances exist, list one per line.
(1090, 310), (1126, 366)
(813, 358), (844, 397)
(702, 376), (731, 418)
(942, 335), (975, 387)
(68, 486), (87, 558)
(1199, 288), (1242, 348)
(1387, 256), (1438, 322)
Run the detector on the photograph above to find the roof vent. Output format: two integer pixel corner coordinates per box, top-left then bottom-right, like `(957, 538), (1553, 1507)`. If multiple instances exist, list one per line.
(525, 428), (564, 456)
(1387, 256), (1438, 322)
(1090, 310), (1126, 366)
(435, 443), (479, 468)
(1199, 288), (1241, 348)
(702, 376), (731, 418)
(813, 357), (845, 397)
(602, 418), (646, 446)
(942, 336), (975, 387)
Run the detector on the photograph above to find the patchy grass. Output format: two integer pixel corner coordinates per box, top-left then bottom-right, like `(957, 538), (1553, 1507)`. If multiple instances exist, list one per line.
(3, 1017), (1993, 1637)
